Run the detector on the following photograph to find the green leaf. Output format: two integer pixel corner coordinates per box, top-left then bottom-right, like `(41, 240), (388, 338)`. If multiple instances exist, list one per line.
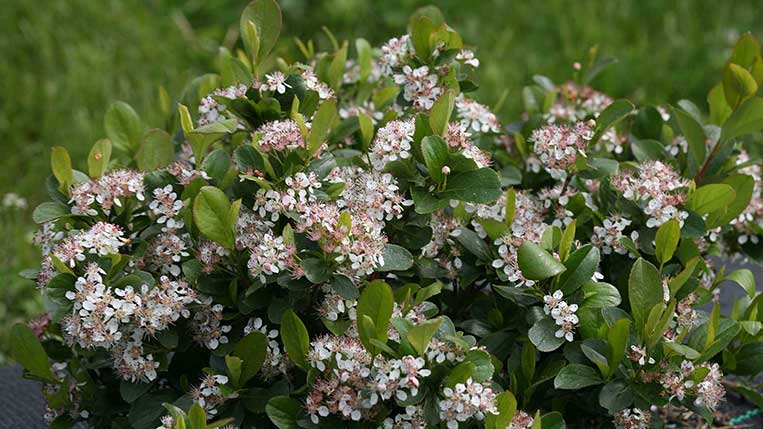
(673, 107), (707, 171)
(664, 342), (700, 360)
(540, 412), (566, 429)
(10, 323), (51, 381)
(266, 396), (301, 429)
(723, 63), (759, 107)
(529, 318), (565, 352)
(406, 318), (442, 356)
(628, 258), (663, 333)
(630, 139), (666, 161)
(705, 174), (754, 228)
(477, 218), (510, 241)
(105, 101), (143, 152)
(119, 381), (152, 404)
(465, 349), (495, 382)
(734, 343), (763, 375)
(233, 331), (268, 384)
(422, 135), (450, 185)
(518, 242), (566, 281)
(240, 0), (282, 65)
(505, 187), (517, 226)
(558, 220), (576, 261)
(686, 184), (736, 215)
(308, 99), (337, 156)
(356, 38), (373, 82)
(330, 274), (359, 300)
(558, 245), (600, 294)
(720, 97), (763, 143)
(453, 227), (492, 261)
(357, 280), (394, 352)
(88, 139), (112, 178)
(203, 149), (233, 185)
(50, 146), (73, 192)
(581, 281), (622, 308)
(441, 167), (502, 204)
(378, 244), (414, 272)
(193, 186), (234, 249)
(32, 202), (70, 224)
(599, 380), (633, 413)
(280, 309), (309, 370)
(136, 129), (174, 171)
(429, 90), (455, 136)
(591, 99), (634, 143)
(410, 16), (436, 62)
(655, 219), (680, 265)
(485, 391), (516, 429)
(187, 119), (238, 164)
(725, 269), (756, 297)
(708, 83), (732, 125)
(553, 363), (603, 389)
(188, 403), (206, 429)
(606, 318), (631, 373)
(358, 112), (374, 149)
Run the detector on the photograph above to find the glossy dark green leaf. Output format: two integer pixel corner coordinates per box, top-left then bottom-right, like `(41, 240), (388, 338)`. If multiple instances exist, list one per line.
(518, 242), (566, 281)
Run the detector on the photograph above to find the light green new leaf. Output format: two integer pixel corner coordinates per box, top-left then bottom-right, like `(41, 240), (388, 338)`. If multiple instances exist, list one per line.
(357, 280), (394, 352)
(484, 390), (517, 429)
(308, 99), (337, 156)
(188, 403), (206, 429)
(429, 90), (456, 136)
(705, 174), (754, 228)
(280, 309), (310, 370)
(88, 139), (112, 178)
(193, 186), (234, 249)
(720, 97), (763, 143)
(51, 146), (73, 192)
(725, 269), (756, 297)
(655, 219), (680, 265)
(406, 317), (442, 356)
(686, 184), (736, 215)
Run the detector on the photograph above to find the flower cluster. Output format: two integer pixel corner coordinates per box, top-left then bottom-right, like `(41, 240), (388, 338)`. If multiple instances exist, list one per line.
(530, 121), (594, 178)
(611, 161), (690, 227)
(543, 290), (579, 342)
(69, 169), (145, 215)
(438, 378), (498, 429)
(591, 214), (639, 256)
(306, 335), (431, 423)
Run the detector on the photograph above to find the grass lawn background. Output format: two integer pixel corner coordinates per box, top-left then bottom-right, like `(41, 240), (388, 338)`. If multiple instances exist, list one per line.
(1, 0), (761, 362)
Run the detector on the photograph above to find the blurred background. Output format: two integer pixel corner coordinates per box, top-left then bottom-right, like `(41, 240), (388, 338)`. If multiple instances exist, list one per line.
(1, 0), (761, 363)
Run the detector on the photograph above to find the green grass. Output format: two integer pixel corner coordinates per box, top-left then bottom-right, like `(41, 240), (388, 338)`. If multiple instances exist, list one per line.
(0, 0), (760, 362)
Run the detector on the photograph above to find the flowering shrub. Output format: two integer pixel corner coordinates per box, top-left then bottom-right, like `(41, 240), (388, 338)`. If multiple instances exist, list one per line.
(11, 1), (763, 428)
